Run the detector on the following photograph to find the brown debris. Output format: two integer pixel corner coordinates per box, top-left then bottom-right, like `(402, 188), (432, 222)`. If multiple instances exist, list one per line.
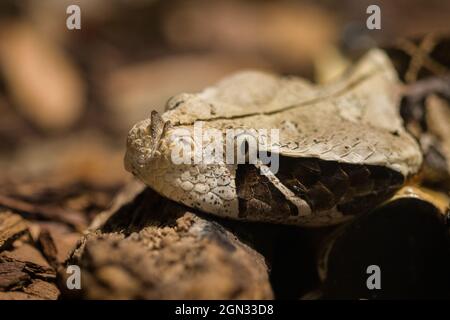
(386, 34), (450, 83)
(3, 243), (51, 270)
(0, 255), (59, 300)
(0, 236), (60, 300)
(0, 132), (127, 188)
(37, 230), (59, 270)
(70, 185), (273, 299)
(400, 76), (450, 189)
(0, 253), (56, 288)
(425, 95), (450, 180)
(0, 211), (28, 251)
(35, 223), (80, 266)
(0, 21), (85, 132)
(23, 279), (59, 300)
(0, 259), (29, 291)
(0, 194), (88, 231)
(0, 291), (43, 300)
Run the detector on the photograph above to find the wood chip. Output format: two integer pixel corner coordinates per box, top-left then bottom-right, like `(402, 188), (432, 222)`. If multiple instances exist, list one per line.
(35, 223), (81, 266)
(23, 279), (59, 300)
(37, 230), (58, 269)
(0, 291), (41, 300)
(0, 260), (29, 291)
(0, 194), (87, 231)
(71, 185), (273, 299)
(3, 243), (50, 269)
(0, 211), (28, 251)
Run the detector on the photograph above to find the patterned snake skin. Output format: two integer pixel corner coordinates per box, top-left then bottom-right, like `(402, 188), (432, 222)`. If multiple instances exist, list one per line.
(125, 49), (423, 226)
(236, 157), (403, 221)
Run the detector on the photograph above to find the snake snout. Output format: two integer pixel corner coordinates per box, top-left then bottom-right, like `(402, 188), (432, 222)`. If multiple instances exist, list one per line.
(124, 111), (168, 174)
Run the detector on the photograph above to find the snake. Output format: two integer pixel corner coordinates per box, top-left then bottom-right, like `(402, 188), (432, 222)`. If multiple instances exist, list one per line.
(124, 49), (423, 226)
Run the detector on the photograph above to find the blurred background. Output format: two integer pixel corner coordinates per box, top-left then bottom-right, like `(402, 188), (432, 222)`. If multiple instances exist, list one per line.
(0, 0), (449, 229)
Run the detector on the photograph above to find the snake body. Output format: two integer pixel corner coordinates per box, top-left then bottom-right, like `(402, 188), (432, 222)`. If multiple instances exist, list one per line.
(125, 49), (422, 226)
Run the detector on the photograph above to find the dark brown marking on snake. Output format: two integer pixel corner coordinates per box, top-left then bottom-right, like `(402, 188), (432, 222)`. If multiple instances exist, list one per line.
(277, 156), (403, 214)
(235, 156), (404, 218)
(236, 164), (297, 219)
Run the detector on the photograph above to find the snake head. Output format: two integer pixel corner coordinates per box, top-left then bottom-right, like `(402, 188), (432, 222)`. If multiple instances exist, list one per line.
(125, 110), (170, 174)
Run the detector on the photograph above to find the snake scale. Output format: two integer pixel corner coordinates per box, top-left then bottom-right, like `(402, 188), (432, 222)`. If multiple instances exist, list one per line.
(125, 49), (423, 226)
